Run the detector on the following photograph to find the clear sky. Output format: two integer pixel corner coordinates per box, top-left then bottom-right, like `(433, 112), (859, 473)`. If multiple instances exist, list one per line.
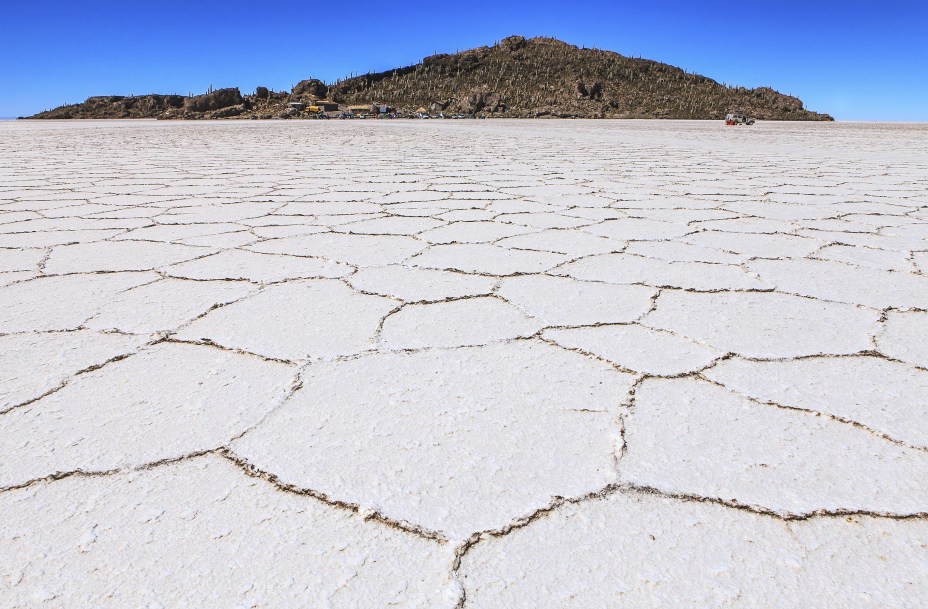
(2, 0), (925, 120)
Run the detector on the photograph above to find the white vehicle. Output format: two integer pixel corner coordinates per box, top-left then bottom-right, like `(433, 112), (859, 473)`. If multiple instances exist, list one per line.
(725, 113), (756, 125)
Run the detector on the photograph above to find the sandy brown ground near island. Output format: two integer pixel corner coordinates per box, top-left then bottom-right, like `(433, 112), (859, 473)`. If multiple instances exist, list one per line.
(0, 119), (927, 607)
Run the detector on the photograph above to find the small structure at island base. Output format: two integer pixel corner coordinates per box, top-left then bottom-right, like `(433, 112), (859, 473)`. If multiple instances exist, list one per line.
(287, 102), (306, 111)
(348, 105), (375, 118)
(725, 112), (755, 125)
(430, 102), (447, 113)
(315, 100), (339, 112)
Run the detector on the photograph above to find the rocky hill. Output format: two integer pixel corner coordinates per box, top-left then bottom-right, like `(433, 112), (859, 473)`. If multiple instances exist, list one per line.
(25, 36), (832, 120)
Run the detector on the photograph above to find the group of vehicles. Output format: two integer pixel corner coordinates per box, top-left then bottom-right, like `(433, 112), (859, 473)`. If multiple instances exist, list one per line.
(416, 113), (477, 119)
(277, 104), (757, 123)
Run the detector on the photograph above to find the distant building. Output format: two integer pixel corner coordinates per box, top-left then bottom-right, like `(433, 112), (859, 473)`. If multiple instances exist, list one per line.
(348, 105), (374, 115)
(287, 102), (306, 111)
(315, 100), (339, 112)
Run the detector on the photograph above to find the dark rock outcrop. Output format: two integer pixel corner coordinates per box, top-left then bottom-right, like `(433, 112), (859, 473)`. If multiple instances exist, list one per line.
(291, 79), (328, 99)
(183, 88), (243, 113)
(29, 94), (184, 119)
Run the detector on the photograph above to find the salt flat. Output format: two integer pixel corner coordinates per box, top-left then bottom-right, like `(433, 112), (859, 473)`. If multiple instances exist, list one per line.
(1, 119), (927, 607)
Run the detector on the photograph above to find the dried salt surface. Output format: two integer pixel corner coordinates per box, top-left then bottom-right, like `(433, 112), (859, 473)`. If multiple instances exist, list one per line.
(43, 240), (212, 273)
(112, 221), (245, 242)
(619, 378), (928, 516)
(623, 239), (748, 264)
(336, 215), (444, 235)
(411, 243), (567, 274)
(0, 330), (146, 413)
(0, 271), (35, 287)
(495, 228), (623, 256)
(683, 230), (825, 258)
(557, 252), (770, 290)
(814, 243), (916, 272)
(0, 248), (44, 272)
(420, 220), (536, 243)
(166, 248), (352, 282)
(877, 310), (928, 368)
(704, 356), (928, 448)
(0, 456), (457, 608)
(175, 279), (395, 361)
(497, 274), (655, 326)
(459, 491), (928, 608)
(644, 290), (880, 358)
(349, 264), (496, 301)
(914, 251), (928, 274)
(0, 272), (158, 333)
(544, 324), (721, 375)
(749, 258), (928, 308)
(248, 232), (425, 266)
(85, 278), (255, 334)
(231, 342), (635, 539)
(380, 297), (541, 349)
(0, 342), (294, 489)
(583, 217), (693, 240)
(0, 228), (124, 247)
(498, 211), (592, 229)
(2, 120), (928, 606)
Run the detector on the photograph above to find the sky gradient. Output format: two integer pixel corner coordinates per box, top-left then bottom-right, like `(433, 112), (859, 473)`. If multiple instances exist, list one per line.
(2, 0), (926, 120)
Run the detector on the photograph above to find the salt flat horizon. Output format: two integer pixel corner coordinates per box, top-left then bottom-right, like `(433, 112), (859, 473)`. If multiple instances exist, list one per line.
(9, 116), (928, 123)
(1, 119), (926, 607)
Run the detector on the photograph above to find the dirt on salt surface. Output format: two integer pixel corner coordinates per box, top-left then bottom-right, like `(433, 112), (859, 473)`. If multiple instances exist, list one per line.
(1, 119), (927, 608)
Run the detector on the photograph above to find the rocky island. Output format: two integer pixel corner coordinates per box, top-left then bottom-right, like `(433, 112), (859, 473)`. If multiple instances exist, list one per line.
(25, 36), (832, 120)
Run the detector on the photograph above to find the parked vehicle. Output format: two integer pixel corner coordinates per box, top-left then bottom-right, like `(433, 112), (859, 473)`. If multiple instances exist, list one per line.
(725, 113), (755, 125)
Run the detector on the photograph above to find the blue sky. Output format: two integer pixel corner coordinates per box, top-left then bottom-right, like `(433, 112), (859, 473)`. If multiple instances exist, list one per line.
(2, 0), (925, 120)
